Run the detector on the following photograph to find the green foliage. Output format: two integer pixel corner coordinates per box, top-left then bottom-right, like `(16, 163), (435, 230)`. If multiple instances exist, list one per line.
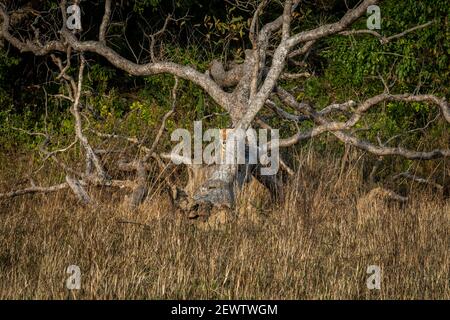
(202, 7), (248, 57)
(133, 0), (161, 12)
(299, 0), (450, 156)
(0, 50), (19, 107)
(322, 0), (449, 95)
(0, 50), (19, 82)
(87, 64), (116, 94)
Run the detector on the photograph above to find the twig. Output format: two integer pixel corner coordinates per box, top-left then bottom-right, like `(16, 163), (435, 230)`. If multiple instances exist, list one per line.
(340, 21), (435, 44)
(393, 172), (444, 191)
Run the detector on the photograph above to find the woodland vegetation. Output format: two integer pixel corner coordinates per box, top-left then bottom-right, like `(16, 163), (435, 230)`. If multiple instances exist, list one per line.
(0, 0), (448, 299)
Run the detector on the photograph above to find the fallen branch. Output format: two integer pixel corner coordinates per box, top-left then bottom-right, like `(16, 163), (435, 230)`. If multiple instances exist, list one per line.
(0, 179), (135, 200)
(393, 172), (444, 191)
(0, 183), (69, 199)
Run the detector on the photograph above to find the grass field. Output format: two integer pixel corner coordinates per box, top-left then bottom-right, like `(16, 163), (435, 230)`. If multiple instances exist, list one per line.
(0, 150), (448, 299)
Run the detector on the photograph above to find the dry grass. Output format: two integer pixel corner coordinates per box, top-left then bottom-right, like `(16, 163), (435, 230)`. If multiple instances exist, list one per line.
(0, 150), (448, 299)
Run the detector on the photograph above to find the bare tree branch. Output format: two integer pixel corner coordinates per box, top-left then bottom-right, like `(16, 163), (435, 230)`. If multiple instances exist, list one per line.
(340, 21), (435, 44)
(0, 183), (69, 199)
(286, 0), (379, 48)
(393, 171), (444, 191)
(274, 88), (450, 160)
(99, 0), (112, 44)
(128, 77), (179, 208)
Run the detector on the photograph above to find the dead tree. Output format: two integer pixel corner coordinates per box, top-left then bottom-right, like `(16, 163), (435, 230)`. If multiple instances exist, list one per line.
(0, 0), (449, 215)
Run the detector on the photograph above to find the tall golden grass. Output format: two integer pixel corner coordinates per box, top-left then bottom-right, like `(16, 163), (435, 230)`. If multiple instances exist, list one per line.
(0, 149), (448, 299)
